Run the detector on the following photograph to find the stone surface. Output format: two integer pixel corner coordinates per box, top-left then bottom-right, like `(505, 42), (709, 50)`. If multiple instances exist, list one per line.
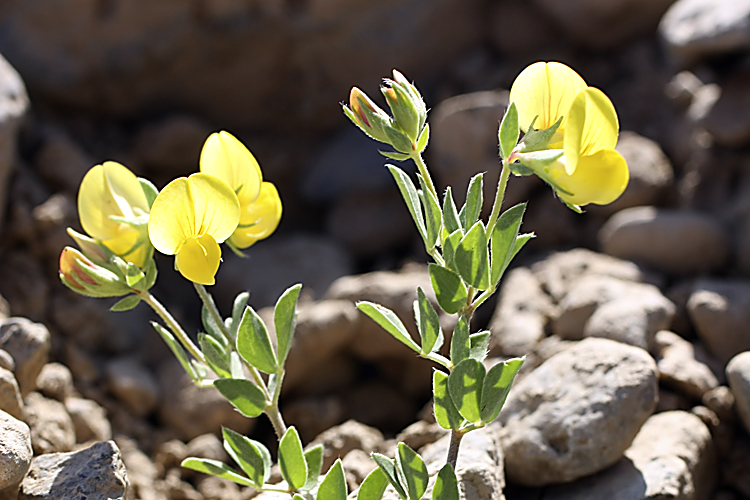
(600, 207), (729, 275)
(660, 0), (750, 66)
(308, 420), (384, 472)
(394, 421), (448, 453)
(105, 357), (159, 417)
(64, 397), (112, 443)
(18, 440), (128, 500)
(488, 267), (555, 357)
(545, 411), (716, 500)
(0, 254), (48, 322)
(702, 70), (750, 147)
(0, 318), (50, 397)
(726, 351), (750, 434)
(534, 0), (676, 49)
(0, 350), (13, 372)
(0, 410), (31, 492)
(0, 53), (28, 230)
(655, 331), (719, 400)
(157, 361), (253, 442)
(186, 433), (228, 463)
(0, 367), (22, 421)
(341, 449), (376, 492)
(687, 279), (750, 364)
(24, 392), (75, 455)
(34, 363), (74, 402)
(498, 338), (659, 486)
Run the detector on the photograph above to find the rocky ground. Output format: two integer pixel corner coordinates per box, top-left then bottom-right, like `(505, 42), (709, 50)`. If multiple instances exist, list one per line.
(1, 0), (750, 499)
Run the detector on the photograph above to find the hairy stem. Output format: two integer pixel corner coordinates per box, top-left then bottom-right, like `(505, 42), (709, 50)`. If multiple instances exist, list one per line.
(140, 291), (206, 365)
(486, 158), (512, 236)
(412, 152), (439, 204)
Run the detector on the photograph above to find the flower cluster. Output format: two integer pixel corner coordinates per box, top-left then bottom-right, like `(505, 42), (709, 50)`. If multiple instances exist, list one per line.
(60, 131), (282, 292)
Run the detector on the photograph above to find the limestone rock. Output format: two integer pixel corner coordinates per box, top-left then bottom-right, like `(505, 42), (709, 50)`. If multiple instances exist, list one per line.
(687, 279), (750, 364)
(105, 357), (159, 417)
(0, 367), (22, 420)
(395, 421), (448, 453)
(655, 331), (719, 400)
(0, 318), (50, 397)
(499, 338), (659, 486)
(600, 207), (729, 275)
(545, 411), (716, 500)
(24, 392), (75, 455)
(726, 351), (750, 434)
(64, 397), (112, 443)
(0, 350), (13, 372)
(18, 441), (128, 500)
(34, 363), (73, 402)
(0, 410), (31, 492)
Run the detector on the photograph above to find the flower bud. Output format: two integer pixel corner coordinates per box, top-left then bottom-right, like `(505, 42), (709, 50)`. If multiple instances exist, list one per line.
(59, 247), (132, 298)
(66, 228), (111, 265)
(382, 71), (426, 145)
(343, 87), (393, 144)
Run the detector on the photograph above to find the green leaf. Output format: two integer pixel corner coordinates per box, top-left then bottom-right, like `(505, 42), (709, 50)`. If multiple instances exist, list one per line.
(469, 331), (491, 362)
(202, 305), (228, 348)
(293, 495), (306, 500)
(396, 443), (428, 500)
(480, 357), (525, 423)
(450, 316), (470, 365)
(416, 123), (430, 153)
(433, 370), (463, 430)
(442, 187), (462, 234)
(230, 352), (244, 379)
(432, 464), (459, 500)
(428, 264), (468, 315)
(498, 102), (519, 161)
(143, 258), (158, 290)
(380, 151), (412, 161)
(454, 221), (490, 290)
(358, 467), (389, 500)
(181, 457), (253, 487)
(316, 459), (347, 500)
(516, 149), (564, 173)
(151, 322), (197, 381)
(371, 453), (406, 499)
(279, 427), (308, 490)
(231, 292), (250, 338)
(302, 445), (324, 491)
(236, 305), (278, 374)
(388, 165), (427, 242)
(138, 177), (159, 209)
(459, 174), (483, 230)
(110, 294), (141, 312)
(274, 284), (302, 367)
(414, 288), (443, 355)
(418, 174), (442, 250)
(448, 359), (485, 424)
(490, 203), (527, 285)
(222, 428), (266, 487)
(213, 378), (267, 418)
(124, 263), (145, 289)
(198, 333), (231, 378)
(442, 230), (463, 272)
(508, 233), (534, 264)
(519, 115), (562, 152)
(356, 302), (420, 353)
(509, 162), (535, 176)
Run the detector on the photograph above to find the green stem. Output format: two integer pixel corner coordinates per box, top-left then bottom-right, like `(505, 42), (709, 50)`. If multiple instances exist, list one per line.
(411, 152), (439, 203)
(140, 291), (206, 365)
(486, 158), (512, 236)
(265, 401), (288, 440)
(423, 352), (451, 370)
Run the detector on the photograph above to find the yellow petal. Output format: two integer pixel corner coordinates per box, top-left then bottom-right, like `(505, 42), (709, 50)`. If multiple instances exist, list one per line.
(175, 234), (221, 285)
(509, 61), (587, 138)
(200, 131), (263, 206)
(78, 161), (149, 240)
(148, 173), (240, 255)
(229, 182), (283, 249)
(564, 87), (619, 175)
(549, 149), (629, 206)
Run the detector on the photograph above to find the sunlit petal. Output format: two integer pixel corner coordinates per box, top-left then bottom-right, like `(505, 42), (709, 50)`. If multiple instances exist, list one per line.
(148, 177), (194, 255)
(509, 61), (587, 137)
(200, 131), (262, 205)
(564, 87), (619, 175)
(187, 173), (241, 243)
(175, 234), (221, 286)
(229, 182), (282, 249)
(549, 149), (629, 206)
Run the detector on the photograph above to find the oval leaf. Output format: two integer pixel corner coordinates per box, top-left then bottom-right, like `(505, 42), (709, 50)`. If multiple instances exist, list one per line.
(316, 459), (347, 500)
(388, 165), (427, 242)
(447, 359), (485, 424)
(396, 443), (428, 500)
(442, 186), (462, 234)
(357, 302), (420, 352)
(432, 464), (459, 500)
(213, 378), (267, 418)
(480, 357), (525, 423)
(275, 284), (302, 366)
(428, 264), (468, 315)
(498, 101), (519, 161)
(433, 370), (463, 431)
(418, 174), (442, 250)
(279, 427), (307, 490)
(236, 305), (278, 374)
(454, 221), (489, 290)
(415, 287), (442, 355)
(181, 457), (253, 487)
(358, 467), (389, 500)
(222, 428), (265, 487)
(449, 316), (470, 365)
(302, 444), (324, 491)
(372, 453), (406, 499)
(110, 294), (141, 312)
(459, 173), (483, 230)
(490, 203), (527, 285)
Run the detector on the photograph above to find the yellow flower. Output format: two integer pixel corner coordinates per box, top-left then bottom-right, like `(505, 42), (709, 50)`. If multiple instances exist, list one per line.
(77, 161), (152, 267)
(147, 173), (240, 285)
(199, 131), (282, 249)
(509, 61), (629, 207)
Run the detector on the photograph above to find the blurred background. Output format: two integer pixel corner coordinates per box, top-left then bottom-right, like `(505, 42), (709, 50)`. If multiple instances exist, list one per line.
(1, 0), (750, 498)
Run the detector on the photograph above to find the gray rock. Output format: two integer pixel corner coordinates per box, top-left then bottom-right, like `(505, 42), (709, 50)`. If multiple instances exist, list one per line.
(545, 411), (716, 500)
(687, 279), (750, 364)
(489, 267), (555, 357)
(34, 363), (73, 402)
(115, 437), (158, 500)
(534, 0), (676, 49)
(395, 421), (448, 452)
(23, 392), (75, 455)
(702, 70), (750, 147)
(660, 0), (750, 66)
(498, 338), (658, 486)
(655, 331), (719, 400)
(0, 53), (28, 230)
(18, 441), (128, 500)
(701, 385), (735, 423)
(157, 361), (253, 442)
(342, 449), (376, 492)
(64, 397), (112, 443)
(0, 318), (50, 397)
(726, 351), (750, 434)
(105, 357), (159, 417)
(600, 207), (729, 275)
(0, 350), (13, 372)
(0, 410), (31, 492)
(309, 420), (384, 472)
(0, 367), (22, 420)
